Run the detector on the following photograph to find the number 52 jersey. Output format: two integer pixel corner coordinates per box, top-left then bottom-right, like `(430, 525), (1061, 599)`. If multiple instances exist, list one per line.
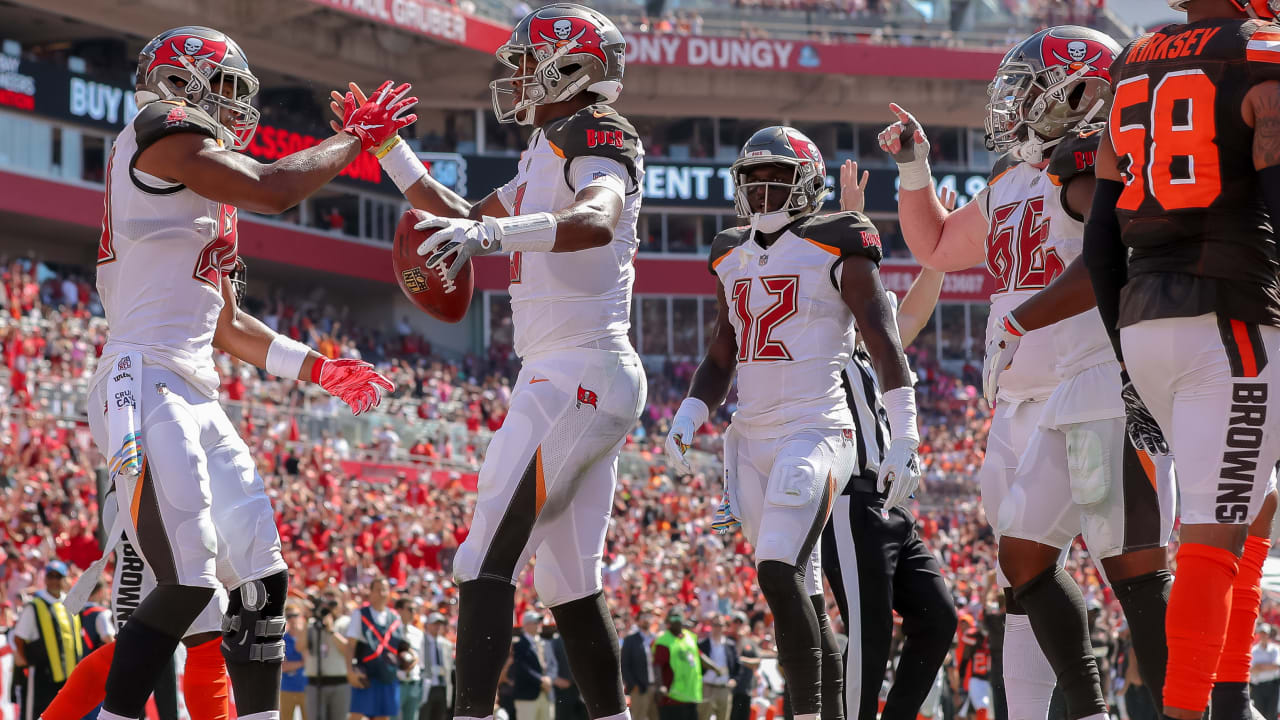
(1109, 17), (1280, 328)
(708, 211), (883, 438)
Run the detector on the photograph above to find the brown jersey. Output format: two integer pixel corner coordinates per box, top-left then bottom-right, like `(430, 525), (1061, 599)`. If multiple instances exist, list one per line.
(1108, 18), (1280, 327)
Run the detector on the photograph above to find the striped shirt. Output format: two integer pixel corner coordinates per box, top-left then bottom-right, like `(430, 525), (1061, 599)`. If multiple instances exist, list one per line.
(841, 346), (890, 491)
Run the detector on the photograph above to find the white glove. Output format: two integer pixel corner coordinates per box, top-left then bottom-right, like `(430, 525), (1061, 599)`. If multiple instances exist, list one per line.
(878, 437), (922, 511)
(982, 313), (1026, 405)
(415, 216), (502, 281)
(665, 397), (709, 476)
(877, 103), (933, 191)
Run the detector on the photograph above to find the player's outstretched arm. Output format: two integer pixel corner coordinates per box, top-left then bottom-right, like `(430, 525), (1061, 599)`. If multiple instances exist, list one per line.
(896, 268), (944, 348)
(329, 82), (507, 221)
(878, 104), (988, 272)
(664, 282), (738, 474)
(212, 273), (393, 414)
(138, 81), (415, 215)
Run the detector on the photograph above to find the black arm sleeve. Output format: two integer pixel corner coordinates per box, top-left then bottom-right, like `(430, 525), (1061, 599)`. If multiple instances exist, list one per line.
(1259, 166), (1280, 235)
(1082, 179), (1127, 362)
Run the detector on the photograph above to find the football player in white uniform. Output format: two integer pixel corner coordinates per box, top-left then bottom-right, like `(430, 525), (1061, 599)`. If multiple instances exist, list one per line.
(88, 26), (402, 720)
(878, 26), (1174, 720)
(665, 126), (920, 720)
(343, 6), (646, 720)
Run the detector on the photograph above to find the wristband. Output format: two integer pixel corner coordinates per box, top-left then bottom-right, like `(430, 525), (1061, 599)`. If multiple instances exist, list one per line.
(376, 137), (428, 193)
(484, 212), (558, 253)
(897, 158), (933, 192)
(266, 336), (311, 380)
(881, 386), (920, 443)
(676, 397), (710, 429)
(310, 356), (328, 384)
(1003, 313), (1028, 337)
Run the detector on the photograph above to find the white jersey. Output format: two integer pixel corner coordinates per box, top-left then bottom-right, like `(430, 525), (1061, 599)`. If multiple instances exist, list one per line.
(976, 155), (1111, 403)
(710, 211), (883, 438)
(92, 100), (237, 399)
(494, 105), (644, 360)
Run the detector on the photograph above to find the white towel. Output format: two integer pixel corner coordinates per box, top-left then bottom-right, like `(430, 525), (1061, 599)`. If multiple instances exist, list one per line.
(67, 353), (143, 613)
(104, 352), (143, 481)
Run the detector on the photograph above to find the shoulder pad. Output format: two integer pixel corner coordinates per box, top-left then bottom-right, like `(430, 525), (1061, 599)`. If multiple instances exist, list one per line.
(133, 100), (220, 154)
(708, 226), (750, 276)
(543, 105), (642, 189)
(1047, 123), (1105, 187)
(795, 211), (883, 267)
(1247, 21), (1280, 84)
(987, 153), (1018, 186)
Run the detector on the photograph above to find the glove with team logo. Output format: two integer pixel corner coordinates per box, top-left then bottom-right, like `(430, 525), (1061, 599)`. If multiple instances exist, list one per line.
(710, 490), (741, 535)
(1120, 370), (1169, 455)
(313, 358), (395, 416)
(982, 313), (1026, 406)
(665, 397), (709, 476)
(338, 80), (418, 154)
(878, 103), (933, 191)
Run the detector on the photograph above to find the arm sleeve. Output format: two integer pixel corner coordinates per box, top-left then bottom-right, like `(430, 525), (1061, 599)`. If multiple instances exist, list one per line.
(569, 156), (628, 202)
(1081, 179), (1128, 362)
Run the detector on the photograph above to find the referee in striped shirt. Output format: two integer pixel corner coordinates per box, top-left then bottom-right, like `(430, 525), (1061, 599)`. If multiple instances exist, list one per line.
(821, 163), (958, 720)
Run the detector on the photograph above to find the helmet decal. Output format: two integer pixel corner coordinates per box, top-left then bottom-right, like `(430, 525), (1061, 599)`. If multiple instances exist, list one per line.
(1040, 31), (1113, 81)
(784, 130), (825, 178)
(529, 14), (608, 66)
(146, 33), (229, 76)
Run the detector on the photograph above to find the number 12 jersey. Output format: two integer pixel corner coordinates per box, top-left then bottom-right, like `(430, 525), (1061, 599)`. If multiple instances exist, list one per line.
(1109, 17), (1280, 328)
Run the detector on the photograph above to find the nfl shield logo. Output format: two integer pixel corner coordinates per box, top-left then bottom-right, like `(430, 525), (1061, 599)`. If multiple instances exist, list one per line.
(759, 254), (768, 266)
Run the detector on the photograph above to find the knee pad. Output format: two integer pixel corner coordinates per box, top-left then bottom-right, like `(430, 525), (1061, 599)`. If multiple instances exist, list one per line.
(222, 570), (288, 664)
(1066, 425), (1113, 506)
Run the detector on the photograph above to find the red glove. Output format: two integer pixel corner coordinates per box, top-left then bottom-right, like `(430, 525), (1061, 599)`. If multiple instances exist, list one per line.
(311, 358), (394, 415)
(339, 80), (418, 153)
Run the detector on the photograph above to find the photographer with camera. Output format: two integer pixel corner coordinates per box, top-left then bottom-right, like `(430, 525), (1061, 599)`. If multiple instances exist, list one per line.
(306, 588), (354, 720)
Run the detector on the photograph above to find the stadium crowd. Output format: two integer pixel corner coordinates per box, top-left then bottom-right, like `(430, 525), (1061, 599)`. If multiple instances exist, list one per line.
(0, 256), (1272, 719)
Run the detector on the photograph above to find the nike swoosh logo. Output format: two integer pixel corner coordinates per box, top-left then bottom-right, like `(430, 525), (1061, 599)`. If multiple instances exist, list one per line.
(350, 122), (385, 131)
(529, 377), (550, 384)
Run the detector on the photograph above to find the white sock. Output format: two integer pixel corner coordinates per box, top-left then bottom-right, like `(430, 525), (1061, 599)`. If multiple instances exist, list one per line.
(236, 713), (280, 720)
(1003, 613), (1056, 720)
(795, 714), (820, 720)
(93, 713), (136, 720)
(596, 711), (632, 720)
(456, 716), (494, 720)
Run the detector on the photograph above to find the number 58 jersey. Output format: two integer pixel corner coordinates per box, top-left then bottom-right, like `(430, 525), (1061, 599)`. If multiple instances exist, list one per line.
(93, 100), (238, 400)
(708, 211), (883, 438)
(1110, 17), (1280, 327)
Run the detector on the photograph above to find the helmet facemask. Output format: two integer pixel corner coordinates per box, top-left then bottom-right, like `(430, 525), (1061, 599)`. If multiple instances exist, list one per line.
(201, 67), (260, 151)
(985, 60), (1104, 163)
(732, 158), (824, 234)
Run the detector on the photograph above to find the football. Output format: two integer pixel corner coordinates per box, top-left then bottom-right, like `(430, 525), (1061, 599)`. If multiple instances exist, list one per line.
(392, 208), (473, 324)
